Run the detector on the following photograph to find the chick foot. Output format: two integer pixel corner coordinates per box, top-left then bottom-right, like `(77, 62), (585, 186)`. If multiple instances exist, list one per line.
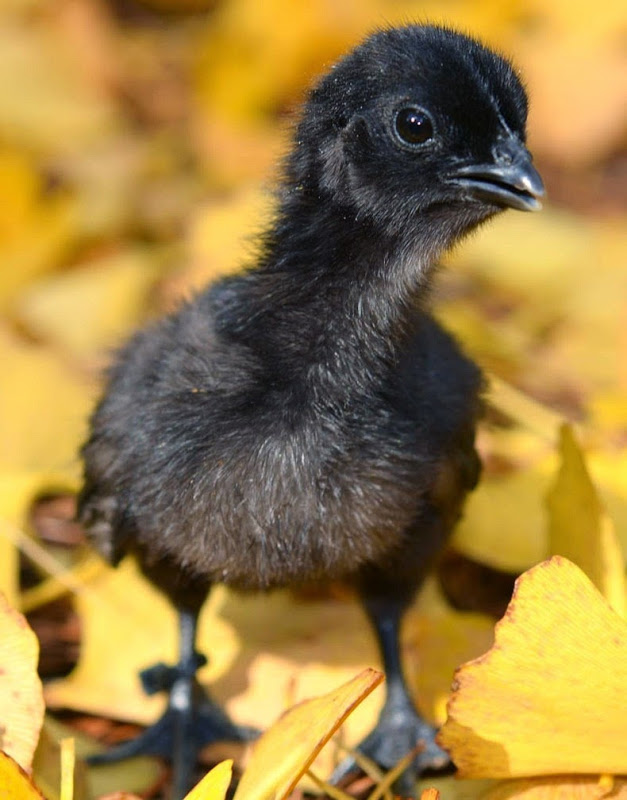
(331, 692), (450, 798)
(88, 659), (258, 798)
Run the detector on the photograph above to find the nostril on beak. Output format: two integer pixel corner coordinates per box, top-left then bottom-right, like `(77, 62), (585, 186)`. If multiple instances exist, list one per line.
(492, 138), (525, 167)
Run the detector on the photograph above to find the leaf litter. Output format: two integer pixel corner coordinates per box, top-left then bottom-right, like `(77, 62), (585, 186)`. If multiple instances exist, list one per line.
(0, 0), (625, 798)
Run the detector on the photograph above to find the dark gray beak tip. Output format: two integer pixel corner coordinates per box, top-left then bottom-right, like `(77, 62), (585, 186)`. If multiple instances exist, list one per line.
(452, 141), (546, 213)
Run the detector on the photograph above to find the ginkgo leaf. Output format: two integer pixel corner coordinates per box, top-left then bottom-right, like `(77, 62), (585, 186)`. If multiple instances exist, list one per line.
(233, 668), (383, 800)
(452, 464), (550, 574)
(15, 247), (165, 359)
(483, 775), (627, 799)
(438, 556), (627, 778)
(184, 760), (233, 800)
(546, 423), (626, 616)
(0, 750), (45, 800)
(0, 20), (118, 154)
(44, 557), (178, 724)
(0, 148), (77, 309)
(0, 592), (45, 770)
(0, 326), (91, 473)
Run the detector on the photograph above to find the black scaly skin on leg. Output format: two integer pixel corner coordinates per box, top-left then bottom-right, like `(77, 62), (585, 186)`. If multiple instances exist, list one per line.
(78, 24), (543, 798)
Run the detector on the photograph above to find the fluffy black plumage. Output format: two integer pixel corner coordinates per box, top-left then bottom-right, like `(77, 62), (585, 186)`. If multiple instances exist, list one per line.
(79, 24), (543, 797)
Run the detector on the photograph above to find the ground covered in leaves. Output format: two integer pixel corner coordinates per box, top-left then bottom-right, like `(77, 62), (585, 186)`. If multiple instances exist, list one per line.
(1, 0), (626, 799)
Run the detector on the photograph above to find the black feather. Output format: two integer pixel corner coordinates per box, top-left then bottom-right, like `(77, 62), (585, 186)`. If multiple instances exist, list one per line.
(78, 23), (542, 791)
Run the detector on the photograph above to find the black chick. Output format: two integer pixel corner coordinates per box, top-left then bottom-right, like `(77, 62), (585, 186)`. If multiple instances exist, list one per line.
(79, 24), (544, 798)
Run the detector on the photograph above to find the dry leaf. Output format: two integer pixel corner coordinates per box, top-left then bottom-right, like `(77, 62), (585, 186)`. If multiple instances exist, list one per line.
(0, 326), (90, 473)
(233, 669), (383, 800)
(0, 592), (45, 770)
(184, 760), (233, 800)
(0, 750), (45, 800)
(0, 20), (118, 154)
(483, 775), (627, 799)
(438, 556), (627, 778)
(0, 148), (77, 309)
(45, 557), (178, 724)
(546, 424), (626, 616)
(452, 465), (550, 574)
(15, 248), (165, 359)
(31, 721), (90, 800)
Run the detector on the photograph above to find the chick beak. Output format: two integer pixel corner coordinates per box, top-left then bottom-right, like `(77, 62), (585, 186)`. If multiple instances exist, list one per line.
(452, 138), (545, 212)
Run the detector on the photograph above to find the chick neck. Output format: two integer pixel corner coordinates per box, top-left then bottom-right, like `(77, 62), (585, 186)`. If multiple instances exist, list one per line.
(248, 183), (477, 377)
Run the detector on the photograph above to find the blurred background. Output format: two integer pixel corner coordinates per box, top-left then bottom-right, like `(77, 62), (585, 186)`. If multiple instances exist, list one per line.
(0, 0), (625, 795)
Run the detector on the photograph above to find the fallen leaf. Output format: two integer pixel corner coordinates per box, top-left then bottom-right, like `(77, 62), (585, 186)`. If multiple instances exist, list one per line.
(166, 187), (274, 304)
(0, 147), (77, 310)
(15, 247), (166, 359)
(452, 464), (550, 574)
(438, 557), (627, 778)
(0, 750), (45, 800)
(0, 592), (45, 770)
(483, 775), (627, 799)
(233, 668), (383, 800)
(60, 738), (74, 800)
(546, 424), (626, 616)
(44, 557), (178, 725)
(0, 326), (91, 473)
(0, 20), (119, 155)
(184, 760), (233, 800)
(31, 720), (90, 800)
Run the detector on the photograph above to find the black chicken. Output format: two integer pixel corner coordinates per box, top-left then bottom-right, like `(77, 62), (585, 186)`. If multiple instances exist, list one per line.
(79, 24), (544, 798)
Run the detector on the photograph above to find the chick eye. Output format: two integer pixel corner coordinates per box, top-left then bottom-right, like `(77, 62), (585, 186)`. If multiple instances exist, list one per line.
(394, 107), (434, 146)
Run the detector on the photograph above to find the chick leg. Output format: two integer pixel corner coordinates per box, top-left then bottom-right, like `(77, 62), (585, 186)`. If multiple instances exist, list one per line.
(88, 608), (257, 798)
(332, 595), (450, 796)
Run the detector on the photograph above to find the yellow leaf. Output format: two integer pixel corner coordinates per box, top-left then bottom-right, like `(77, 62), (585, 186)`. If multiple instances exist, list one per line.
(0, 750), (45, 800)
(233, 668), (383, 800)
(406, 580), (496, 727)
(546, 424), (626, 616)
(486, 377), (563, 444)
(585, 448), (627, 560)
(483, 775), (627, 799)
(171, 187), (274, 300)
(0, 326), (91, 473)
(15, 248), (165, 359)
(184, 760), (233, 800)
(32, 716), (153, 800)
(0, 148), (76, 309)
(0, 21), (118, 155)
(438, 557), (627, 778)
(0, 592), (45, 770)
(0, 531), (18, 607)
(60, 738), (74, 800)
(452, 465), (550, 574)
(45, 557), (178, 725)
